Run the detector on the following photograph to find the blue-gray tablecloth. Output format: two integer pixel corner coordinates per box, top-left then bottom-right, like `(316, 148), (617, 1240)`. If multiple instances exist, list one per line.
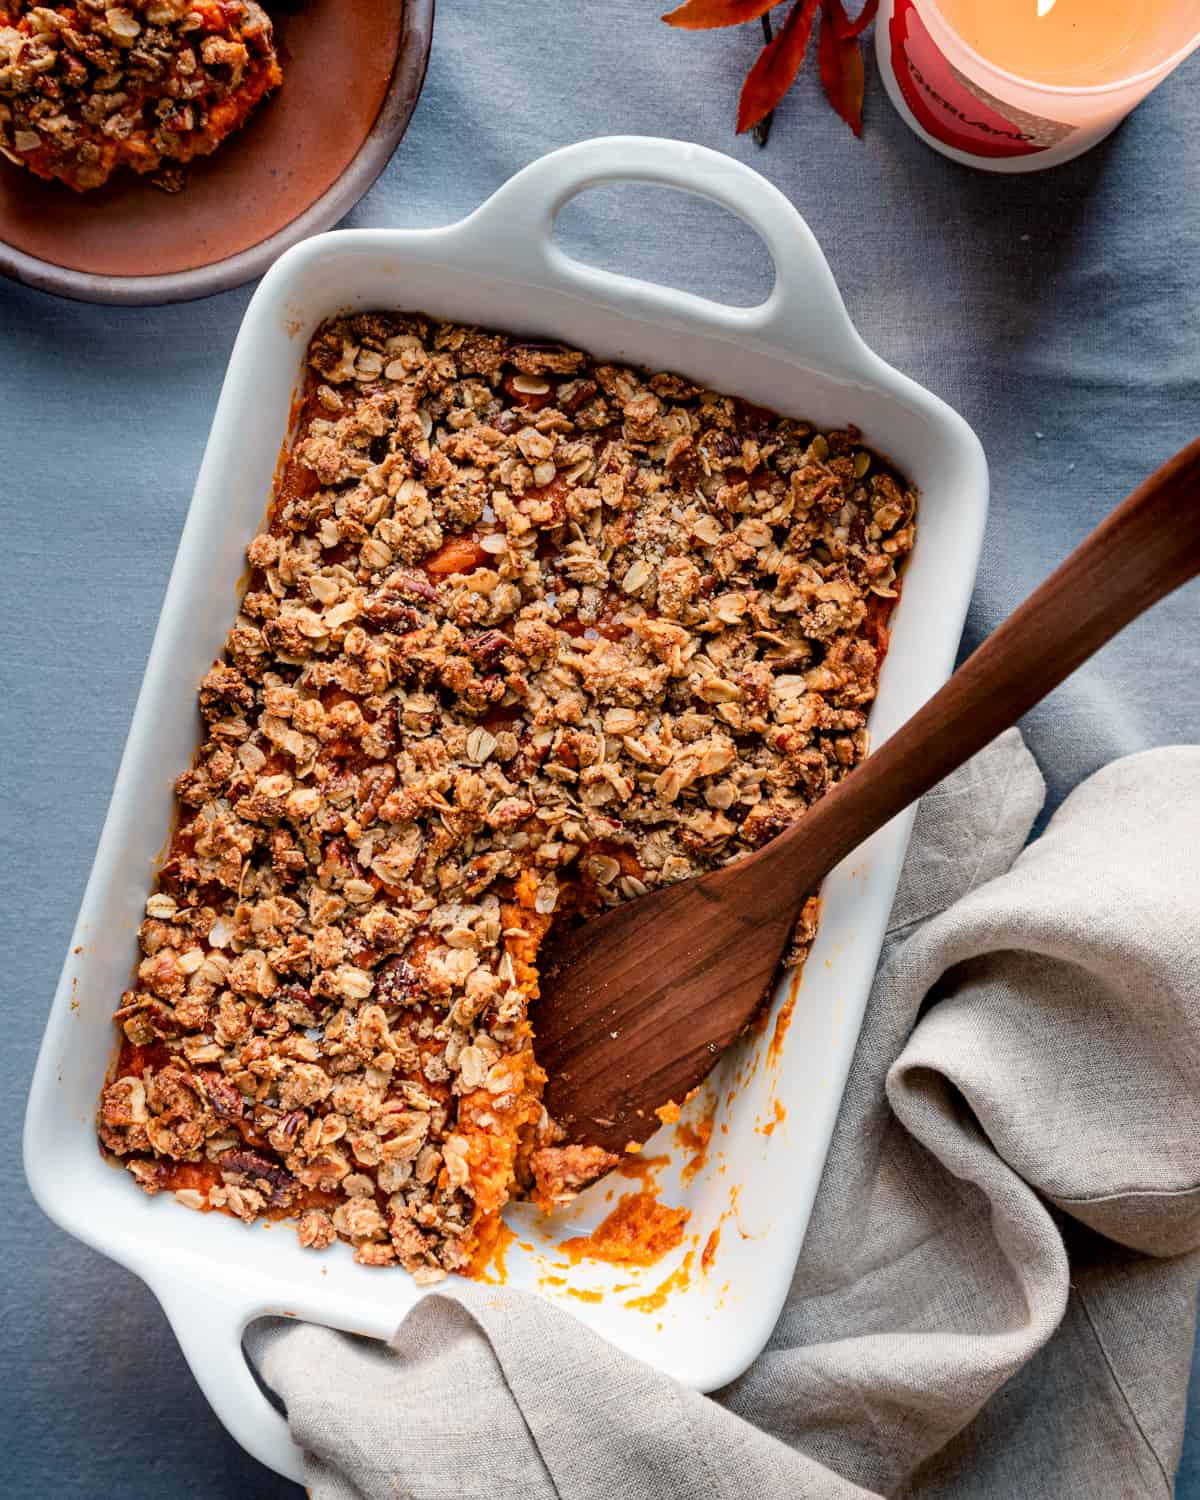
(2, 3), (1196, 1494)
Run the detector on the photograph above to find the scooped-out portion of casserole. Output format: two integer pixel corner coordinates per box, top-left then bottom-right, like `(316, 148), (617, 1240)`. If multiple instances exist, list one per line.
(96, 311), (916, 1281)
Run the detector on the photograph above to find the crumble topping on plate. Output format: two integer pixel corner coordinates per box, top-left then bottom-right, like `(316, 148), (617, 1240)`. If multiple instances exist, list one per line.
(0, 1), (280, 192)
(97, 311), (916, 1280)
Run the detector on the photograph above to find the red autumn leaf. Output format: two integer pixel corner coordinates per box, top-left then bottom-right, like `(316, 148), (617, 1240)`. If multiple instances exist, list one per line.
(736, 0), (820, 134)
(818, 0), (867, 134)
(662, 0), (778, 29)
(828, 0), (878, 39)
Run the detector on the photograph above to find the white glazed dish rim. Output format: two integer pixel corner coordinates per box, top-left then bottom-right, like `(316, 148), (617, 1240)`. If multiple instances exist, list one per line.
(24, 137), (988, 1484)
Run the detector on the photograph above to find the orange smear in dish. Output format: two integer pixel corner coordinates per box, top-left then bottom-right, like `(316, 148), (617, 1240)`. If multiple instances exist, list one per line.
(624, 1251), (695, 1313)
(701, 1227), (721, 1273)
(615, 1153), (670, 1191)
(676, 1107), (716, 1184)
(561, 1190), (689, 1268)
(759, 1100), (787, 1137)
(767, 973), (802, 1066)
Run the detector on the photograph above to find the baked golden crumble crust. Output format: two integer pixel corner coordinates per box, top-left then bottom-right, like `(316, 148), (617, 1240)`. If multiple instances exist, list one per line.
(0, 1), (280, 192)
(97, 311), (916, 1279)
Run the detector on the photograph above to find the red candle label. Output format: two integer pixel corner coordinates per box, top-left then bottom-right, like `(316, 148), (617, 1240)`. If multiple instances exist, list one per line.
(889, 0), (1078, 158)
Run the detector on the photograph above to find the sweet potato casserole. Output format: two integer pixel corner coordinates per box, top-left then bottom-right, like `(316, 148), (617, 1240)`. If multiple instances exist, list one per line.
(97, 312), (916, 1281)
(0, 1), (279, 192)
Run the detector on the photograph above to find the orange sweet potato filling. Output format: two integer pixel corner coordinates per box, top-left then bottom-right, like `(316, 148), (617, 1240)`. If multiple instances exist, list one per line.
(560, 1191), (690, 1268)
(454, 870), (550, 1258)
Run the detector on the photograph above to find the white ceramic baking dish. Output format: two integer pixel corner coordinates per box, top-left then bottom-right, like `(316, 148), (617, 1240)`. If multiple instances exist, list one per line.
(25, 137), (987, 1483)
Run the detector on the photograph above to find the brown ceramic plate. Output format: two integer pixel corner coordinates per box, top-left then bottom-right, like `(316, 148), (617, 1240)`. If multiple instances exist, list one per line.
(0, 0), (434, 305)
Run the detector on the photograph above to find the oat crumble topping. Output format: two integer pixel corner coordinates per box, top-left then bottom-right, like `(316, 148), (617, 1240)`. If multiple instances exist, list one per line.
(0, 1), (279, 191)
(97, 311), (916, 1278)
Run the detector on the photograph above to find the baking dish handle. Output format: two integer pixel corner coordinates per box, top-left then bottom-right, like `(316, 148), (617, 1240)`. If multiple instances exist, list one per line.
(153, 1276), (307, 1484)
(452, 135), (865, 368)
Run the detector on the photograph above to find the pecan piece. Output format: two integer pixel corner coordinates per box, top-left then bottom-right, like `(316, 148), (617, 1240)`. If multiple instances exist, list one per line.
(388, 569), (439, 602)
(375, 955), (423, 1009)
(362, 592), (420, 631)
(465, 629), (512, 668)
(358, 763), (397, 826)
(220, 1149), (297, 1207)
(561, 378), (598, 415)
(199, 1070), (244, 1122)
(363, 570), (438, 627)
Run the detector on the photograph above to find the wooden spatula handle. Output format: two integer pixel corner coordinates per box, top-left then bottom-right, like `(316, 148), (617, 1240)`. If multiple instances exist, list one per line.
(754, 437), (1200, 895)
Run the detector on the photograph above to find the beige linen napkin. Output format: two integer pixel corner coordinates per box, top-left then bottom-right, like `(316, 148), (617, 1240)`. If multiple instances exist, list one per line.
(250, 732), (1200, 1498)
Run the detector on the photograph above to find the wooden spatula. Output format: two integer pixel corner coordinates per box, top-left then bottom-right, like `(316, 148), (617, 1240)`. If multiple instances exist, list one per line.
(532, 437), (1200, 1155)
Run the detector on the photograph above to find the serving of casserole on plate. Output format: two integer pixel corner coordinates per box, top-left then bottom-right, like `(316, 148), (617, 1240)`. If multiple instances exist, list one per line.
(25, 139), (986, 1481)
(0, 0), (283, 192)
(0, 0), (435, 303)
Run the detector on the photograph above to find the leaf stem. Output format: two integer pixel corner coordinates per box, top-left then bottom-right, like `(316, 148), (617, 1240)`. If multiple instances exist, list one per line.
(753, 10), (775, 147)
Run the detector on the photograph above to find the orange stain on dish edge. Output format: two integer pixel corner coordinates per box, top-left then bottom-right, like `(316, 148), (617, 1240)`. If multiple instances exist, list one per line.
(566, 1287), (604, 1304)
(701, 1225), (721, 1272)
(729, 1184), (753, 1241)
(624, 1250), (695, 1313)
(758, 1099), (787, 1137)
(560, 1190), (689, 1268)
(767, 970), (803, 1066)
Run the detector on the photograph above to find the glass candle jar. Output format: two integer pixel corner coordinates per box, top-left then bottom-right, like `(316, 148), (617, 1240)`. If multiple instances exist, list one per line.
(876, 0), (1200, 173)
